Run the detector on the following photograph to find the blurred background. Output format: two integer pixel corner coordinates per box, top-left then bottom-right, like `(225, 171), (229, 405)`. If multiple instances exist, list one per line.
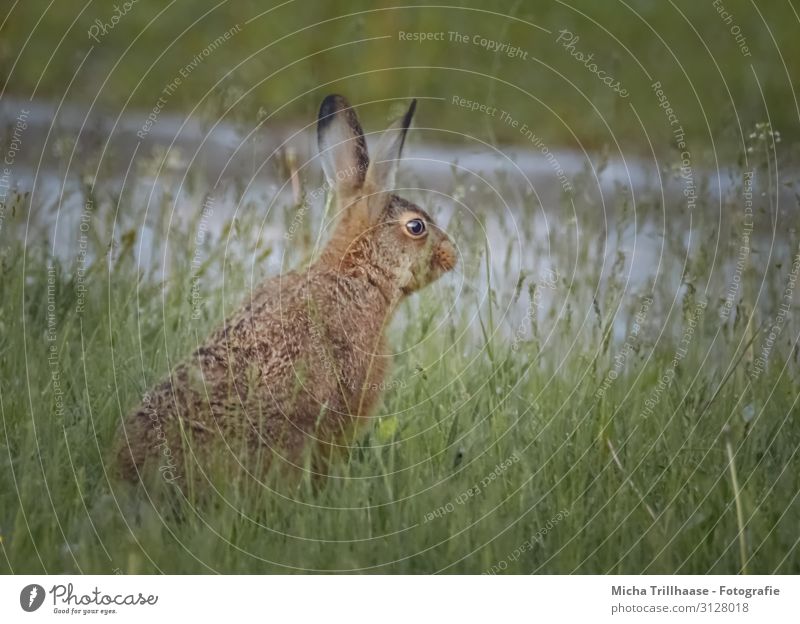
(2, 0), (799, 150)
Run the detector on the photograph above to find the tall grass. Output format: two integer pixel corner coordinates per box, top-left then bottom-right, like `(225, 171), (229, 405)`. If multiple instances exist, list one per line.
(1, 130), (799, 574)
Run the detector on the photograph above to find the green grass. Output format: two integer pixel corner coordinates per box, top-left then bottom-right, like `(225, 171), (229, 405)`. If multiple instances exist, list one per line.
(1, 134), (799, 574)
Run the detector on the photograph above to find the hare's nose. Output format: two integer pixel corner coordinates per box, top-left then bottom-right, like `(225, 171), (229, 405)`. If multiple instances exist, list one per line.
(435, 239), (457, 272)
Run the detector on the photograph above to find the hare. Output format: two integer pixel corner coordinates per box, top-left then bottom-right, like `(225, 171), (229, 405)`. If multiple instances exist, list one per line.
(116, 95), (457, 485)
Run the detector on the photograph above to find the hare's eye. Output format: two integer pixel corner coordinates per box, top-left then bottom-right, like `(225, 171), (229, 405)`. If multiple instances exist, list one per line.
(405, 218), (426, 237)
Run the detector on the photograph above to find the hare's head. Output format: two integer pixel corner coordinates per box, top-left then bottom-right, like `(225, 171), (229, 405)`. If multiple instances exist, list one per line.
(316, 95), (456, 297)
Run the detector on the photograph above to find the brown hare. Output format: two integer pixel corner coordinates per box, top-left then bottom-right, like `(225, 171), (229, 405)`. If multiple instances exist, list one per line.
(116, 94), (457, 486)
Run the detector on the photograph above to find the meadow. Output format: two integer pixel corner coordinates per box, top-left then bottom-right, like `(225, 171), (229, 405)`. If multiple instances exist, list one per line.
(2, 133), (799, 573)
(1, 0), (799, 574)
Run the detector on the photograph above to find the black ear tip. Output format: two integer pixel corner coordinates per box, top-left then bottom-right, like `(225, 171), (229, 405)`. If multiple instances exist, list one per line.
(404, 99), (417, 127)
(319, 94), (350, 121)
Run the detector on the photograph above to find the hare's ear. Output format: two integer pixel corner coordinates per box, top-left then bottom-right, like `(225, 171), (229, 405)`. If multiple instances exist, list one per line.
(317, 94), (369, 200)
(364, 99), (417, 211)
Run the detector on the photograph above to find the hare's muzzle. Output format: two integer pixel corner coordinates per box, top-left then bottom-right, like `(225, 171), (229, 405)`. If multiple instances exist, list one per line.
(434, 238), (457, 273)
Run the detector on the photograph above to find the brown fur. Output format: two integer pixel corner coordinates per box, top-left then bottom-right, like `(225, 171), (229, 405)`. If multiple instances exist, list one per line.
(116, 95), (456, 486)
